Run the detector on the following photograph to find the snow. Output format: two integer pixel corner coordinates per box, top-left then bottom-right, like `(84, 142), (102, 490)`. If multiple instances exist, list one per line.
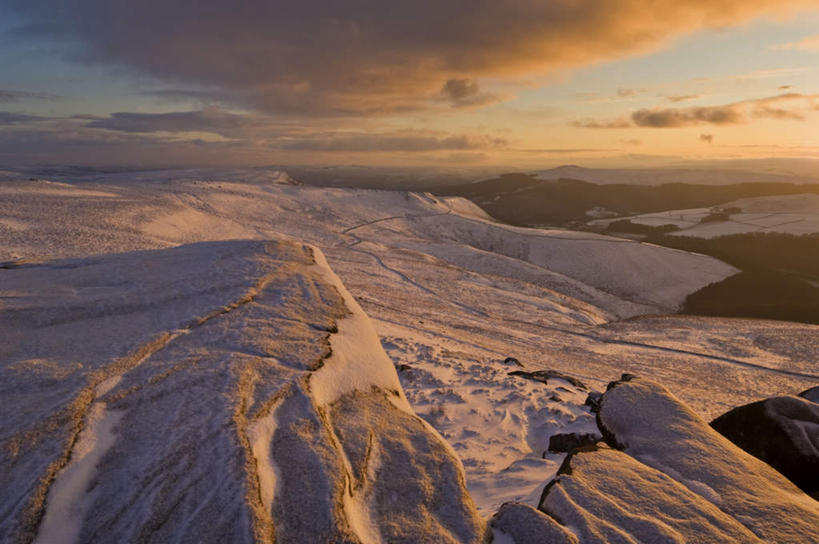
(0, 239), (482, 543)
(380, 329), (598, 515)
(540, 445), (764, 543)
(530, 165), (816, 186)
(33, 405), (123, 544)
(1, 169), (818, 541)
(533, 377), (819, 543)
(597, 377), (819, 542)
(246, 398), (281, 518)
(308, 248), (410, 411)
(595, 193), (819, 238)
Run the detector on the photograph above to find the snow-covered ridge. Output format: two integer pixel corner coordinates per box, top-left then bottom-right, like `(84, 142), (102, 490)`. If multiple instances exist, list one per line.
(0, 240), (482, 543)
(0, 177), (735, 315)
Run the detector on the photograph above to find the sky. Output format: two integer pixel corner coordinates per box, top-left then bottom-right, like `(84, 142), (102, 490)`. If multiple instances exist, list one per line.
(1, 0), (818, 169)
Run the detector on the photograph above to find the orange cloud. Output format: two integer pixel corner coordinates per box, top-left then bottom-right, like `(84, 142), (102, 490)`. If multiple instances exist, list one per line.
(773, 35), (819, 52)
(572, 118), (631, 129)
(575, 93), (818, 128)
(439, 79), (502, 109)
(6, 0), (817, 116)
(632, 105), (744, 127)
(667, 95), (701, 103)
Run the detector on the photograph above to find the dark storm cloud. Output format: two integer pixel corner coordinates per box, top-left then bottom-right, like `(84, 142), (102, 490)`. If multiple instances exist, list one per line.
(4, 0), (814, 116)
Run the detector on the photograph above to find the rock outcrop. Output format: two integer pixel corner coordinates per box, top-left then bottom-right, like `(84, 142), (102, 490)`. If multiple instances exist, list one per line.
(0, 240), (483, 544)
(711, 392), (819, 497)
(526, 376), (819, 544)
(489, 502), (578, 544)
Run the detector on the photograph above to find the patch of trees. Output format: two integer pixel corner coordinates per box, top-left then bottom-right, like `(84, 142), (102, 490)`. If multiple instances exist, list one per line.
(645, 232), (819, 324)
(605, 220), (679, 235)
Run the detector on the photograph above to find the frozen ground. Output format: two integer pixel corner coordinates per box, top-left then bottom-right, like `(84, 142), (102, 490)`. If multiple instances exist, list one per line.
(592, 193), (819, 238)
(1, 168), (818, 541)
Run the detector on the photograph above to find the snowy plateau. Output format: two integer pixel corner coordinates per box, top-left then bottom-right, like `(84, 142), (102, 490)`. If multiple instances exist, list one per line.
(1, 169), (818, 543)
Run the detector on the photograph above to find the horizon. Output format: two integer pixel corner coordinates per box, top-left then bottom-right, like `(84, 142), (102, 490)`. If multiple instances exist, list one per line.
(1, 1), (818, 169)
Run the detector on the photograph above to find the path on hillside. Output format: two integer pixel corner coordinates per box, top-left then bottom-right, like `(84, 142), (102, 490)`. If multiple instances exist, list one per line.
(335, 202), (819, 383)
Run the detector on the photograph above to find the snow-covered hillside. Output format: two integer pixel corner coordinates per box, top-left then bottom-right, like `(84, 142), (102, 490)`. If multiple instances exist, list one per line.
(0, 176), (735, 315)
(593, 193), (819, 238)
(531, 165), (818, 186)
(1, 170), (818, 542)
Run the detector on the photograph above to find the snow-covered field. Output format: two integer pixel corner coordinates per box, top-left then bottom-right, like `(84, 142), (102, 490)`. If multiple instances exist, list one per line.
(593, 193), (819, 238)
(531, 164), (818, 186)
(2, 169), (818, 542)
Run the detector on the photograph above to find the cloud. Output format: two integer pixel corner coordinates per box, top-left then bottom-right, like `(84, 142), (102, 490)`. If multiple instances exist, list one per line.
(667, 94), (701, 103)
(632, 93), (817, 127)
(571, 118), (631, 129)
(85, 106), (258, 135)
(752, 105), (804, 120)
(572, 92), (818, 129)
(439, 79), (501, 108)
(519, 147), (617, 154)
(734, 67), (811, 81)
(617, 88), (645, 97)
(0, 108), (506, 164)
(632, 105), (743, 127)
(5, 0), (816, 116)
(0, 112), (46, 124)
(621, 139), (643, 146)
(700, 133), (714, 143)
(280, 132), (507, 152)
(773, 34), (819, 52)
(0, 89), (58, 103)
(441, 79), (479, 102)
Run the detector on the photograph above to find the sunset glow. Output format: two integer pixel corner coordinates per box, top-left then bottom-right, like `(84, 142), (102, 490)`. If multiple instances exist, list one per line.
(1, 1), (818, 167)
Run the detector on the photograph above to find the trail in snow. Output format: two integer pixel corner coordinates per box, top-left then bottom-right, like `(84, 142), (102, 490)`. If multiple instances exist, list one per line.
(340, 201), (451, 235)
(340, 202), (491, 318)
(352, 247), (491, 319)
(332, 199), (814, 380)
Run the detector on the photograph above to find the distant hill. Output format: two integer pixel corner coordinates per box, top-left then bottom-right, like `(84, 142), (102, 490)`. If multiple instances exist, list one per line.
(437, 173), (819, 227)
(529, 165), (819, 186)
